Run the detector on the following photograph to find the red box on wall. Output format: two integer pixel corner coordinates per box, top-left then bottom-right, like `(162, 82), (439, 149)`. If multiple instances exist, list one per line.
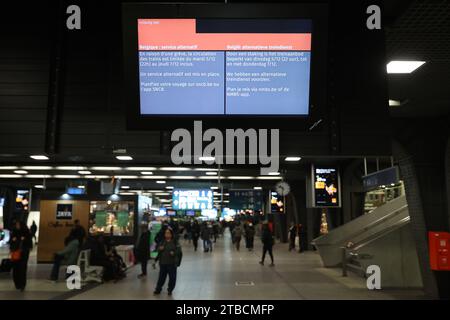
(428, 231), (450, 271)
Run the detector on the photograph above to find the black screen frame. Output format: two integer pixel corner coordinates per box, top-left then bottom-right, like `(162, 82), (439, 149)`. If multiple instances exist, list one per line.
(122, 3), (328, 130)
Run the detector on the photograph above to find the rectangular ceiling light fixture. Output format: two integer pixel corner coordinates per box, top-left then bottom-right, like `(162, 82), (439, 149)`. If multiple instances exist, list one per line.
(386, 61), (425, 74)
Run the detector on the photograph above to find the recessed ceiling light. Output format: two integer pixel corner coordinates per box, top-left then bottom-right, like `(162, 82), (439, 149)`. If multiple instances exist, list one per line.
(156, 180), (166, 184)
(165, 186), (174, 189)
(0, 174), (22, 178)
(206, 172), (217, 175)
(194, 168), (218, 171)
(85, 175), (110, 179)
(140, 175), (168, 180)
(78, 185), (85, 189)
(227, 176), (254, 180)
(54, 175), (81, 179)
(268, 172), (280, 176)
(78, 170), (92, 175)
(121, 186), (130, 189)
(388, 99), (402, 106)
(141, 171), (153, 175)
(25, 174), (52, 178)
(34, 185), (45, 189)
(257, 176), (282, 180)
(14, 170), (28, 174)
(168, 176), (196, 179)
(30, 155), (49, 160)
(56, 166), (87, 170)
(0, 166), (18, 170)
(119, 192), (134, 196)
(253, 187), (262, 190)
(210, 186), (219, 190)
(116, 156), (133, 161)
(285, 157), (301, 162)
(386, 61), (425, 74)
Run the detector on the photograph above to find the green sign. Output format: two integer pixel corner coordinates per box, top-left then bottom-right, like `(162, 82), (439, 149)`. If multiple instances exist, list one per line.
(117, 211), (129, 227)
(229, 190), (264, 210)
(150, 222), (162, 259)
(95, 211), (107, 227)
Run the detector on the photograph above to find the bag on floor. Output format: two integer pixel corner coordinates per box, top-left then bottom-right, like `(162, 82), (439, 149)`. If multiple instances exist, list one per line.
(0, 258), (13, 272)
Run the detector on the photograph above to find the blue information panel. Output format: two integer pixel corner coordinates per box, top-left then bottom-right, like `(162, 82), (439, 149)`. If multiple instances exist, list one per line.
(172, 189), (214, 210)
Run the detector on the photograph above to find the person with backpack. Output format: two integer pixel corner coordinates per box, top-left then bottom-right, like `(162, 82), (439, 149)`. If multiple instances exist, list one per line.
(9, 221), (33, 291)
(153, 227), (182, 296)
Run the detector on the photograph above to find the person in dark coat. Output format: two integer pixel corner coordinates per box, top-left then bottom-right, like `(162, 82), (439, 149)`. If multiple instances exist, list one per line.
(30, 221), (38, 244)
(136, 225), (151, 278)
(201, 222), (213, 252)
(259, 223), (275, 266)
(288, 222), (297, 251)
(154, 228), (182, 295)
(9, 221), (33, 291)
(69, 219), (86, 247)
(245, 223), (255, 251)
(191, 220), (201, 251)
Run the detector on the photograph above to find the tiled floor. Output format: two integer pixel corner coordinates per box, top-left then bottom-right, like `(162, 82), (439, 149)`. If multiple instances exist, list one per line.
(0, 233), (425, 300)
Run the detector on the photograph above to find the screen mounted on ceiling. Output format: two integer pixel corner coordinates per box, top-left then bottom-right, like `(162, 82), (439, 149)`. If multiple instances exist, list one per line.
(137, 19), (312, 116)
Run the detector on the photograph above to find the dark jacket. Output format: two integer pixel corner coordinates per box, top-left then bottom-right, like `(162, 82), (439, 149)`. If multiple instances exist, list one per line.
(135, 230), (151, 261)
(261, 229), (274, 247)
(201, 226), (213, 240)
(191, 223), (201, 238)
(157, 240), (182, 266)
(10, 227), (33, 253)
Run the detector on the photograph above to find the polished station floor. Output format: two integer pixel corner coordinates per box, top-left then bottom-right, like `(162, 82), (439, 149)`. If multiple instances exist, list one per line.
(0, 232), (425, 300)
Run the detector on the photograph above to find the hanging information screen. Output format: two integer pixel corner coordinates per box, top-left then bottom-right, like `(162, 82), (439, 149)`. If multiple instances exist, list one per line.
(137, 19), (311, 116)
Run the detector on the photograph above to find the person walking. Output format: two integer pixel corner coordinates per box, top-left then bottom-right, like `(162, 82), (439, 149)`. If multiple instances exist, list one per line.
(201, 222), (213, 252)
(49, 234), (79, 281)
(232, 224), (243, 251)
(136, 224), (151, 279)
(288, 222), (297, 251)
(9, 221), (33, 291)
(154, 228), (182, 296)
(259, 223), (275, 266)
(245, 223), (255, 251)
(30, 221), (38, 245)
(191, 220), (200, 251)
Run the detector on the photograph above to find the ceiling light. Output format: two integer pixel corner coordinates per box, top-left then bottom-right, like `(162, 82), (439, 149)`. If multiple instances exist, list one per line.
(194, 168), (218, 171)
(206, 172), (217, 175)
(56, 166), (87, 170)
(257, 176), (282, 180)
(14, 170), (28, 174)
(34, 185), (45, 189)
(155, 192), (170, 196)
(22, 166), (53, 170)
(168, 176), (196, 179)
(388, 99), (402, 107)
(119, 192), (135, 196)
(141, 171), (153, 175)
(198, 176), (224, 179)
(227, 176), (254, 180)
(85, 175), (110, 179)
(78, 185), (85, 189)
(90, 167), (121, 171)
(54, 175), (81, 179)
(0, 166), (18, 170)
(0, 174), (22, 178)
(125, 167), (157, 171)
(159, 167), (190, 171)
(285, 157), (301, 162)
(25, 174), (52, 178)
(165, 186), (174, 189)
(210, 186), (219, 190)
(386, 61), (425, 74)
(114, 175), (139, 179)
(140, 175), (168, 180)
(121, 186), (130, 189)
(253, 187), (262, 190)
(78, 170), (91, 175)
(268, 172), (280, 176)
(156, 180), (166, 184)
(199, 156), (215, 161)
(116, 156), (133, 161)
(30, 155), (49, 160)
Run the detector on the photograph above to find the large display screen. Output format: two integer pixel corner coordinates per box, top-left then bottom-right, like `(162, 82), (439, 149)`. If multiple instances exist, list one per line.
(312, 166), (340, 207)
(137, 19), (311, 116)
(172, 189), (214, 210)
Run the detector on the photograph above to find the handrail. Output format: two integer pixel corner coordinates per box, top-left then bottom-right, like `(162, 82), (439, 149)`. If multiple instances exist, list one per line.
(313, 204), (408, 246)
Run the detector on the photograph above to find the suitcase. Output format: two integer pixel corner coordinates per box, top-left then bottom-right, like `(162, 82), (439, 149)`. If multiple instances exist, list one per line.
(0, 258), (13, 273)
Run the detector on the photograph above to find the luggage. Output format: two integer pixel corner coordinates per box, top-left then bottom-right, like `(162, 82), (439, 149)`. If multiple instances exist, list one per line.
(0, 258), (13, 273)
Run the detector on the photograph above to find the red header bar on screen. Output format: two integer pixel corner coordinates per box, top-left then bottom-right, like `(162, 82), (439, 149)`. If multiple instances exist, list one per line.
(138, 19), (311, 51)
